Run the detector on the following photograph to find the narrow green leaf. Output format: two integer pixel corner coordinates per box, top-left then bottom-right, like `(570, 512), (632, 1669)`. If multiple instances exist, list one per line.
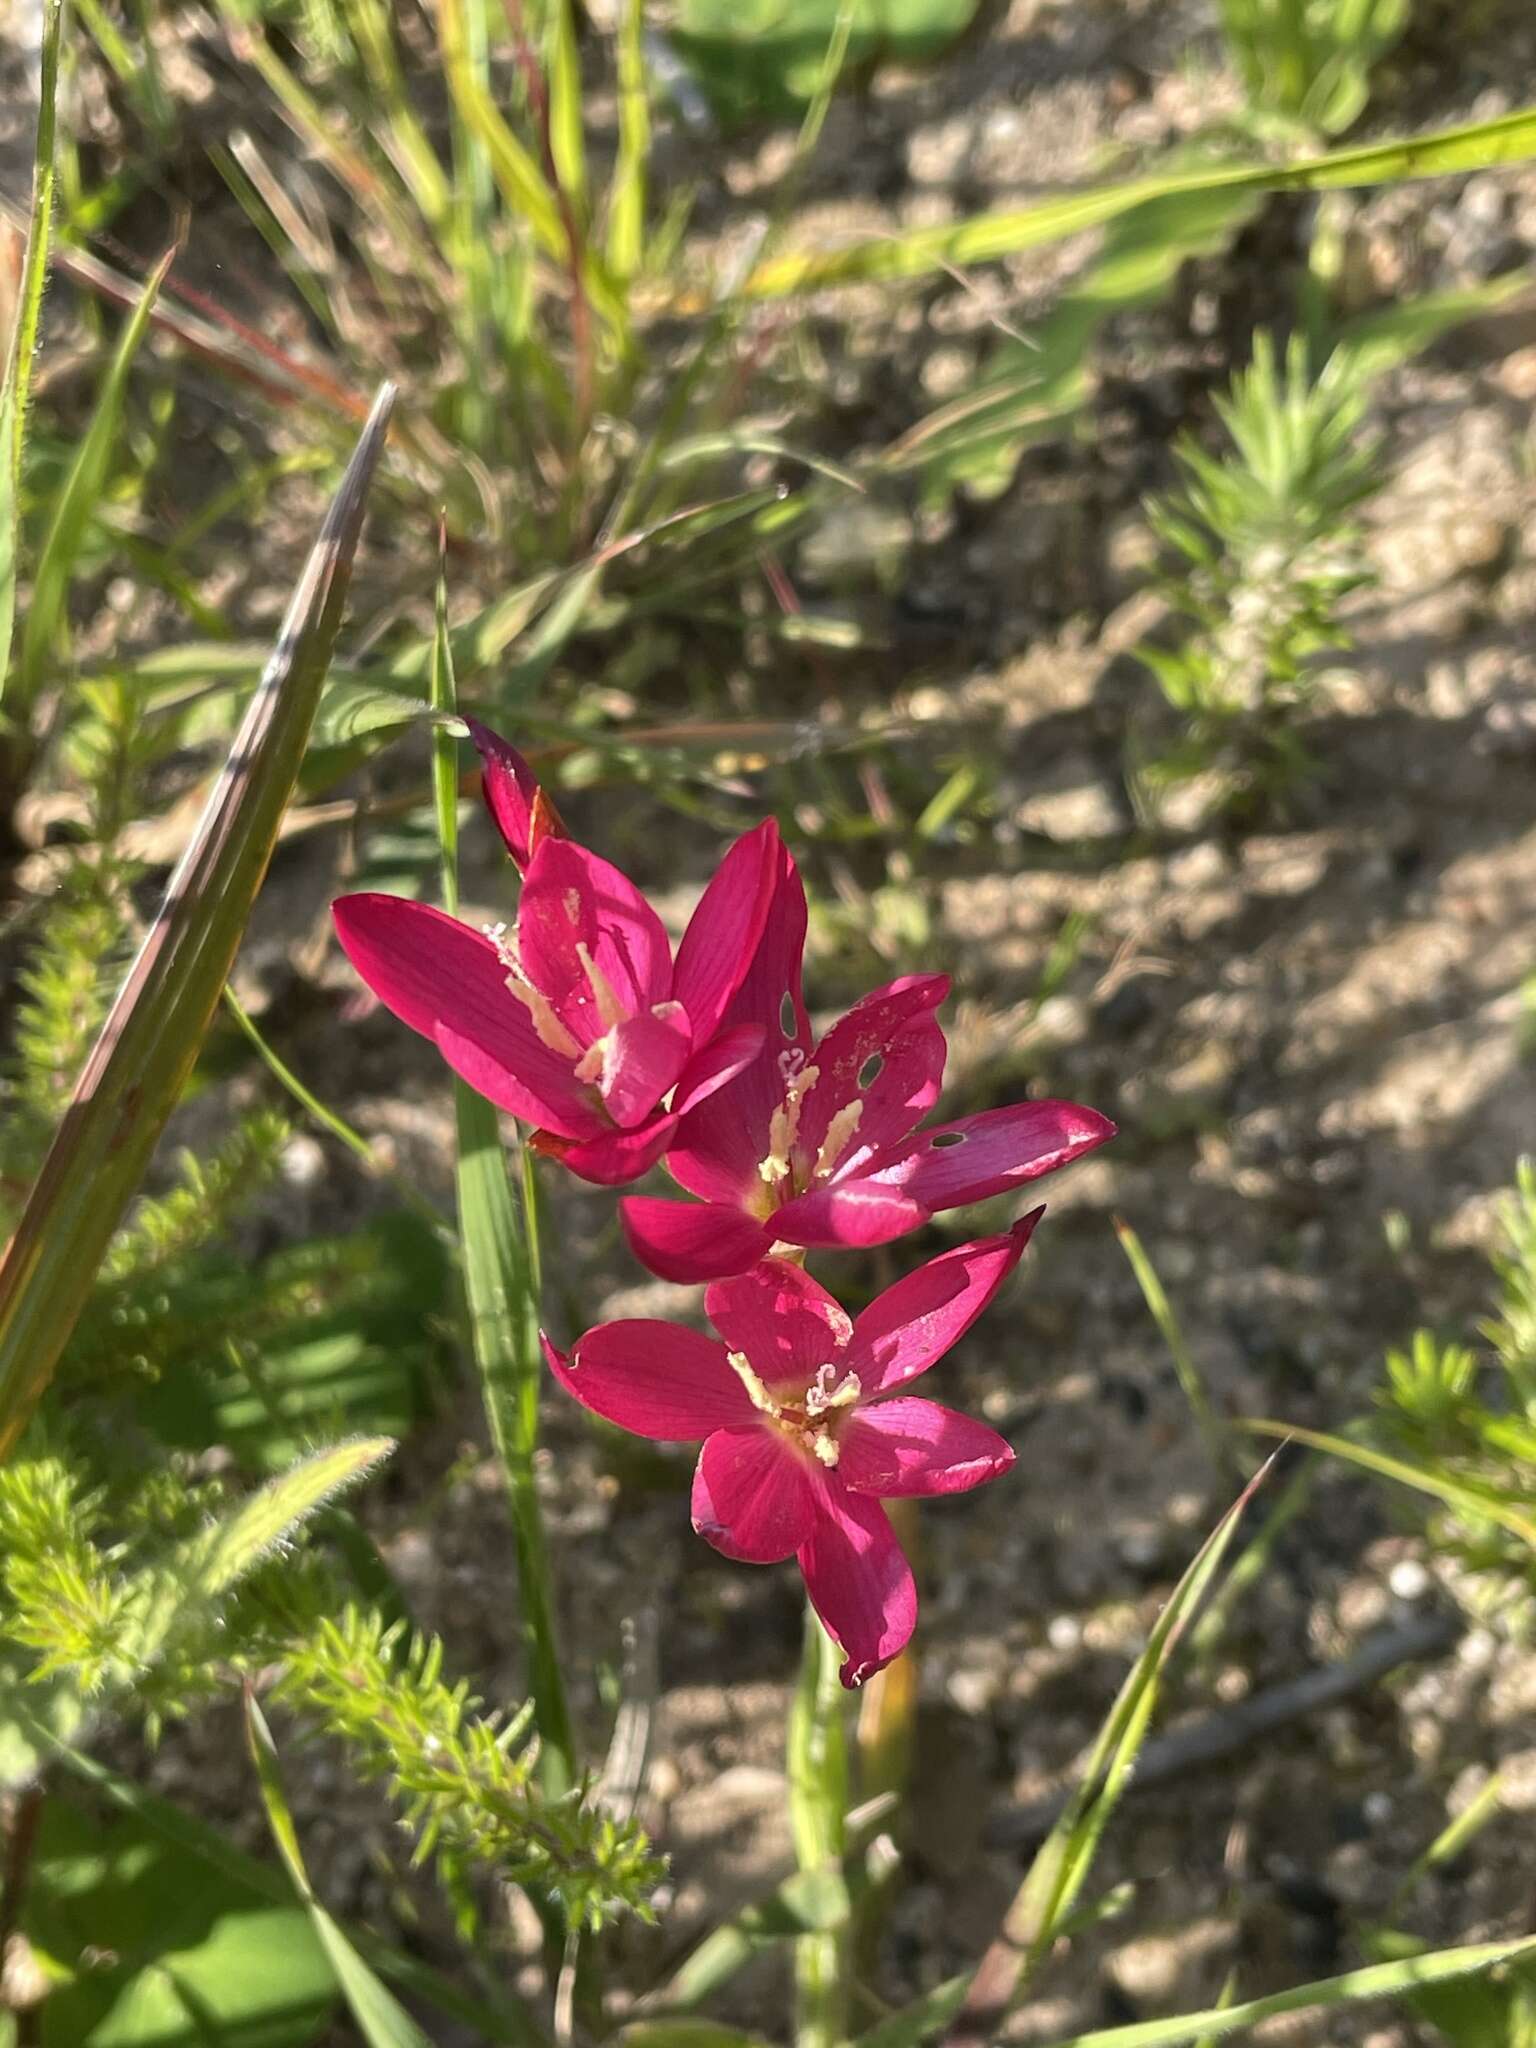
(616, 2027), (777, 2048)
(194, 1436), (395, 1596)
(854, 1977), (968, 2048)
(0, 0), (65, 689)
(0, 384), (396, 1463)
(4, 0), (64, 495)
(436, 0), (566, 261)
(244, 1689), (434, 2048)
(547, 0), (587, 210)
(1115, 1216), (1235, 1482)
(606, 0), (648, 278)
(1244, 1419), (1536, 1547)
(944, 1463), (1274, 2045)
(430, 562), (576, 1796)
(1045, 1937), (1536, 2048)
(13, 245), (171, 721)
(651, 1865), (852, 2012)
(736, 106), (1536, 297)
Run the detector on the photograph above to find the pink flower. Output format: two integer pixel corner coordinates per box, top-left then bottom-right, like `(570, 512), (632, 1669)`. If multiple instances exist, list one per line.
(544, 1215), (1043, 1685)
(620, 851), (1114, 1281)
(332, 725), (784, 1187)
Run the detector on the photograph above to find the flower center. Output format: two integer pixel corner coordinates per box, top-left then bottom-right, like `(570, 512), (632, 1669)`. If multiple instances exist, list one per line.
(756, 1064), (869, 1204)
(489, 920), (648, 1099)
(727, 1351), (861, 1468)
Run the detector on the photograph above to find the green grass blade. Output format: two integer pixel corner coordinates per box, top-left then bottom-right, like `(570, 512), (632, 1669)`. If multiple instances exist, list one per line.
(943, 1462), (1274, 2046)
(4, 0), (64, 496)
(10, 242), (168, 729)
(1245, 1418), (1536, 1547)
(1114, 1216), (1237, 1483)
(735, 106), (1536, 297)
(648, 1867), (852, 2014)
(196, 1436), (395, 1595)
(1045, 1937), (1536, 2048)
(0, 0), (65, 692)
(547, 0), (587, 213)
(244, 1689), (434, 2048)
(436, 0), (566, 261)
(606, 0), (648, 279)
(0, 384), (395, 1463)
(429, 559), (576, 1796)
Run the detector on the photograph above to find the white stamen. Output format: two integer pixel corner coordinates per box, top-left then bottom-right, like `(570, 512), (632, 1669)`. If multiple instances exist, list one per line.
(727, 1350), (782, 1418)
(505, 972), (582, 1058)
(804, 1361), (862, 1419)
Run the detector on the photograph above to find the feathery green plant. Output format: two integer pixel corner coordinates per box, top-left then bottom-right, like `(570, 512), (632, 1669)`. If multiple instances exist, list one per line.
(1135, 332), (1378, 812)
(276, 1607), (662, 1931)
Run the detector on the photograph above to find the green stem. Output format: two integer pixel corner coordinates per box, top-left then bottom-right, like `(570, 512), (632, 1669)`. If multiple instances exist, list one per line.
(430, 567), (575, 1799)
(789, 1604), (850, 2048)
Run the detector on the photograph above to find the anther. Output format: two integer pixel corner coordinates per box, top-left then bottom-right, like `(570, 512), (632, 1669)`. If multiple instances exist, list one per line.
(759, 1064), (820, 1186)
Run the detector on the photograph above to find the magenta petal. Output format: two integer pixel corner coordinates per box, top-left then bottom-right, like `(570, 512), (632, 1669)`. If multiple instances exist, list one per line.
(838, 1399), (1015, 1497)
(798, 1487), (917, 1689)
(334, 894), (597, 1138)
(543, 1323), (752, 1439)
(620, 1197), (771, 1283)
(846, 1211), (1041, 1396)
(547, 1113), (678, 1187)
(671, 1023), (766, 1119)
(596, 1003), (693, 1129)
(671, 820), (781, 1043)
(770, 1178), (928, 1250)
(705, 1260), (853, 1389)
(666, 836), (812, 1206)
(465, 719), (554, 870)
(795, 975), (949, 1182)
(518, 838), (673, 1035)
(867, 1101), (1116, 1211)
(691, 1427), (817, 1562)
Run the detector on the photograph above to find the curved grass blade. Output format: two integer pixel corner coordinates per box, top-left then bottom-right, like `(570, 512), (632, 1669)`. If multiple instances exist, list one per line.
(1244, 1418), (1536, 1548)
(0, 384), (396, 1463)
(735, 106), (1536, 297)
(942, 1459), (1276, 2047)
(244, 1688), (434, 2048)
(1043, 1936), (1536, 2048)
(12, 244), (171, 723)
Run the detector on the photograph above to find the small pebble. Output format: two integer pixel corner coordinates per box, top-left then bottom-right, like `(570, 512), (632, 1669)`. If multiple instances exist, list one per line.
(1389, 1559), (1432, 1602)
(1047, 1614), (1082, 1653)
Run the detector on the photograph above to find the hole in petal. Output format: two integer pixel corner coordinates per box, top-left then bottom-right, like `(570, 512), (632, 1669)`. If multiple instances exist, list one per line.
(858, 1052), (884, 1089)
(930, 1131), (966, 1149)
(780, 991), (798, 1039)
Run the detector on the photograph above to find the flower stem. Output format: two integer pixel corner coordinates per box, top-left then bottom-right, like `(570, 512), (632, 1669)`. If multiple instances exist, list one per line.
(788, 1603), (850, 2048)
(430, 568), (575, 1799)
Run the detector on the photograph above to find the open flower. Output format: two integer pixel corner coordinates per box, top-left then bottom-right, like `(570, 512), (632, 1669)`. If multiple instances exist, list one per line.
(620, 852), (1114, 1280)
(332, 725), (785, 1186)
(544, 1215), (1042, 1685)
